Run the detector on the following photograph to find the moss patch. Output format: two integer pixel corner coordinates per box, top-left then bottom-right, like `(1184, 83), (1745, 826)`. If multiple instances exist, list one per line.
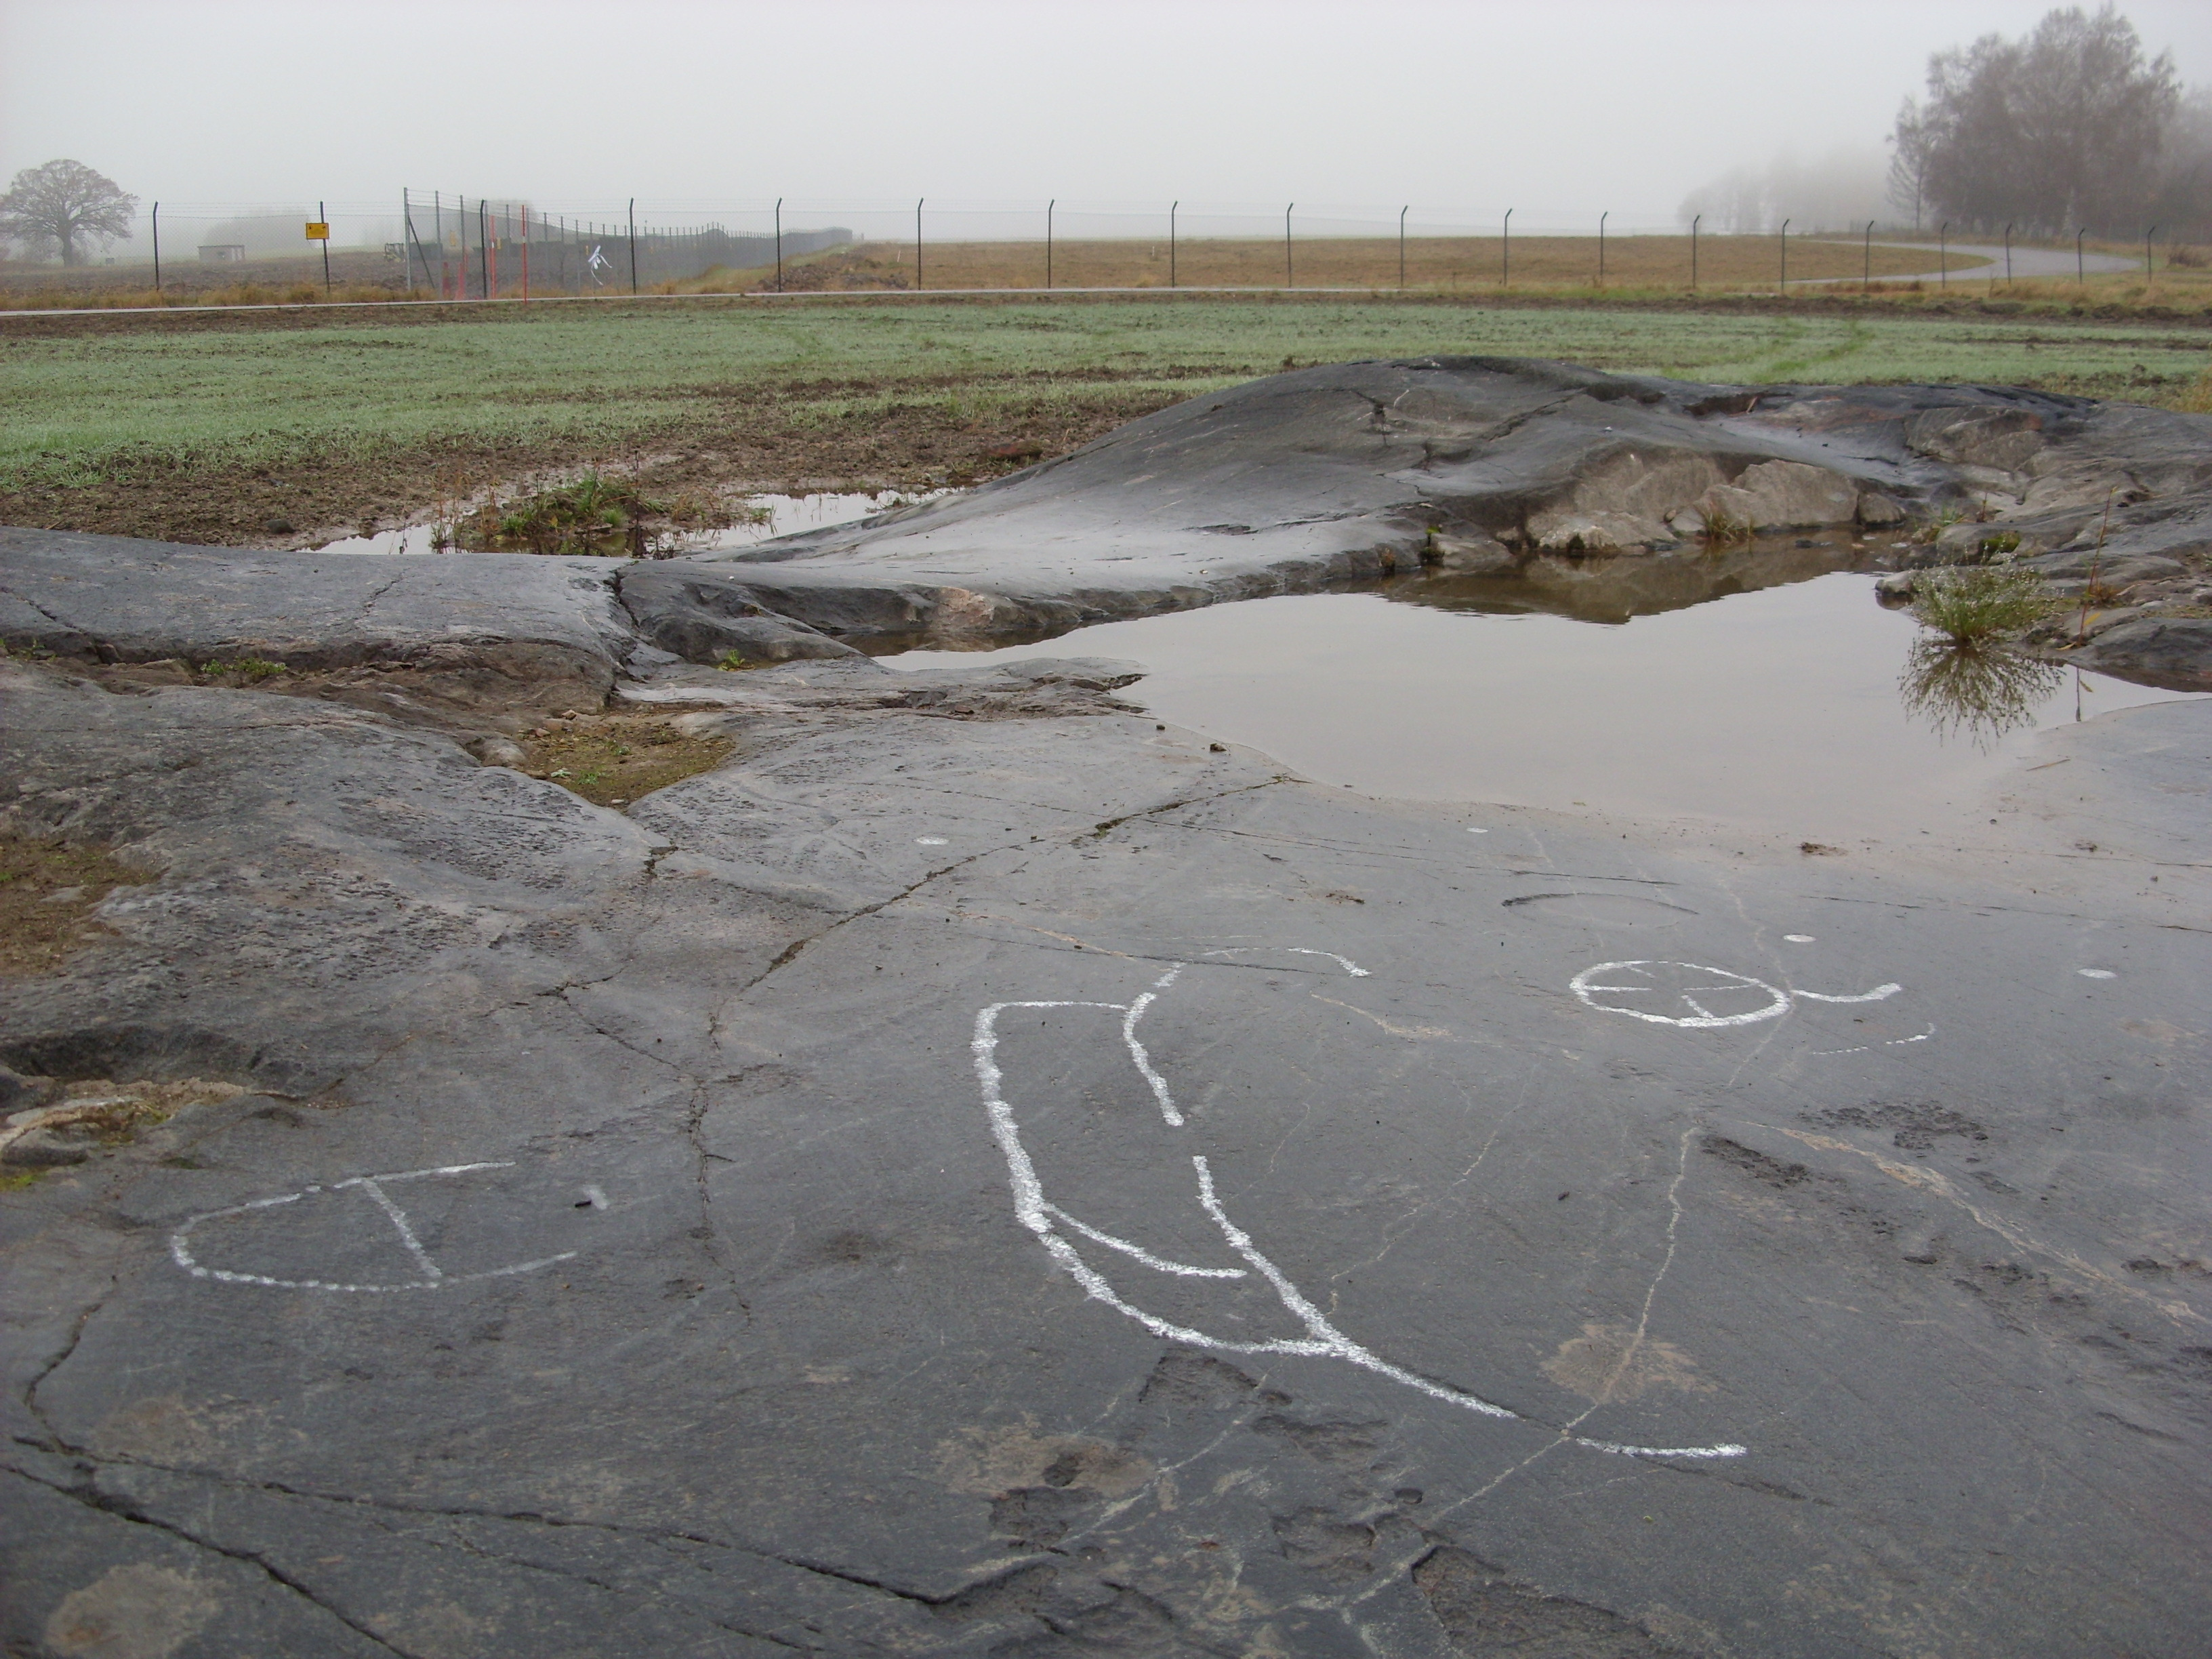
(519, 714), (737, 806)
(0, 835), (146, 977)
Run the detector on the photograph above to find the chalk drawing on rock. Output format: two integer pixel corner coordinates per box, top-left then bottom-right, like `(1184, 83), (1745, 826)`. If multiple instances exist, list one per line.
(170, 1160), (579, 1293)
(973, 954), (1746, 1461)
(1570, 960), (1902, 1029)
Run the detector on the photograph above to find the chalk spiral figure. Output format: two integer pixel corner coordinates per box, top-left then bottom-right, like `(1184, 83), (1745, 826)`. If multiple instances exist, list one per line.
(972, 952), (1748, 1461)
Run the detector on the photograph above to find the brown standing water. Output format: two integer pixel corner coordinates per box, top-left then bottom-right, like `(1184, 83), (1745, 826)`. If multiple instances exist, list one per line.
(887, 544), (2201, 838)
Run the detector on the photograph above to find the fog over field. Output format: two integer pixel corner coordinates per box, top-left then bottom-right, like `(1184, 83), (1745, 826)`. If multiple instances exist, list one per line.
(5, 0), (2212, 232)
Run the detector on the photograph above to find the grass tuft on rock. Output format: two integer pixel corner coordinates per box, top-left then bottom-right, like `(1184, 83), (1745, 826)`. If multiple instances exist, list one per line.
(519, 713), (737, 806)
(1908, 565), (2064, 646)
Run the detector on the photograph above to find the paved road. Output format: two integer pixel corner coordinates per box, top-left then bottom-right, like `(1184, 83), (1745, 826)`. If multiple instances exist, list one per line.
(1797, 238), (2139, 286)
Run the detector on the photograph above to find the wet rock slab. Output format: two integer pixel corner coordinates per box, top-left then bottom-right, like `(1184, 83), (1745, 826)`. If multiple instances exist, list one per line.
(4, 357), (2212, 1654)
(3, 644), (2211, 1656)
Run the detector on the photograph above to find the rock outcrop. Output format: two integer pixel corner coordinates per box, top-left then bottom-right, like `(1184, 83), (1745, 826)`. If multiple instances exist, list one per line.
(5, 359), (2212, 1655)
(7, 359), (2209, 689)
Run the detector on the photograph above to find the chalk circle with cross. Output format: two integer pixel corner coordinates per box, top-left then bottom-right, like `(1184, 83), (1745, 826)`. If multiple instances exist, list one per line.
(169, 1160), (579, 1294)
(1570, 960), (1902, 1028)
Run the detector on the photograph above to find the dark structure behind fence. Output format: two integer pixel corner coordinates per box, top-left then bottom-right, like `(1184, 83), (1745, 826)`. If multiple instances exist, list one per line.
(401, 192), (850, 298)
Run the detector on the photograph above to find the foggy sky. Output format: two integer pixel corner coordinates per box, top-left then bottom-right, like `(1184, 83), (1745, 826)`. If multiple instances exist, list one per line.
(5, 0), (2212, 232)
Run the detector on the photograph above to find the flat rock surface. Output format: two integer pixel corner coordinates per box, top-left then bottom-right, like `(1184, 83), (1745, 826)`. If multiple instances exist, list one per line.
(5, 639), (2210, 1657)
(3, 363), (2211, 1652)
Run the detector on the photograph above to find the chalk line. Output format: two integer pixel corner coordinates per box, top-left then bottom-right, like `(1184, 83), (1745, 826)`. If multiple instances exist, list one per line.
(972, 960), (1745, 1461)
(170, 1160), (579, 1294)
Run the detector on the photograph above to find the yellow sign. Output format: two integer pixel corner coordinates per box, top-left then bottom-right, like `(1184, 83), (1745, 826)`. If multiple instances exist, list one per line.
(305, 222), (330, 241)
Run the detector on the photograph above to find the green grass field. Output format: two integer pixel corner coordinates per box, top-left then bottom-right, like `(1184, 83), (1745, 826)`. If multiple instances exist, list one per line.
(3, 295), (2207, 544)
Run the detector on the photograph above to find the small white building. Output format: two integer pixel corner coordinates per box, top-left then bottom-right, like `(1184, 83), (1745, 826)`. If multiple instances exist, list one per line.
(197, 245), (247, 264)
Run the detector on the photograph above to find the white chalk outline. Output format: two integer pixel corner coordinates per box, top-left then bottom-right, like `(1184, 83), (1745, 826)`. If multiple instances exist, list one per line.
(973, 958), (1745, 1461)
(169, 1161), (579, 1293)
(1204, 946), (1371, 977)
(1571, 961), (1902, 1029)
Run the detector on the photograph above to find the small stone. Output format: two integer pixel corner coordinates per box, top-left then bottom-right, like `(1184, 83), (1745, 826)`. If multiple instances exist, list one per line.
(0, 1067), (57, 1114)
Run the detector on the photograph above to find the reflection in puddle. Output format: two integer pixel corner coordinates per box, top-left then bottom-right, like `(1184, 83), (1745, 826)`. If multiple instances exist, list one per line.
(314, 491), (951, 556)
(1897, 640), (2068, 750)
(886, 555), (2203, 836)
(1406, 541), (1863, 626)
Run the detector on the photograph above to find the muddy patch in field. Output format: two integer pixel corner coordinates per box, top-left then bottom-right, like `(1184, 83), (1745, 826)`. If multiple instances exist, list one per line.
(0, 380), (1185, 549)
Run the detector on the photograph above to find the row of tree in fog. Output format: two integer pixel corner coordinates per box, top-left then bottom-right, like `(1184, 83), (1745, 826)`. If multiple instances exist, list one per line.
(1891, 5), (2206, 236)
(1683, 5), (2211, 241)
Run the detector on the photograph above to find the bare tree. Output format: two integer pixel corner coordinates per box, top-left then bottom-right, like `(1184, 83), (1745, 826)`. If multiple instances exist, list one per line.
(1900, 6), (2180, 234)
(0, 159), (138, 266)
(1887, 99), (1931, 230)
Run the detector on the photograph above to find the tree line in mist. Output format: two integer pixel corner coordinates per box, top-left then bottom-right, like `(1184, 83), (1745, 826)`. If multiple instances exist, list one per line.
(1684, 5), (2211, 242)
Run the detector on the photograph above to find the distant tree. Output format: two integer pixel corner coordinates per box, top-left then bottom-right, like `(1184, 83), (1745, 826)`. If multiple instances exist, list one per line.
(2150, 85), (2212, 241)
(1900, 5), (2179, 234)
(0, 159), (138, 266)
(1887, 100), (1931, 230)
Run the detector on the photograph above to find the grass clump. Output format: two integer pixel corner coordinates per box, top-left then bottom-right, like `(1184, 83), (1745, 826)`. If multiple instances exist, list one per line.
(1699, 507), (1753, 547)
(454, 473), (758, 558)
(462, 472), (661, 556)
(196, 657), (286, 682)
(519, 713), (737, 806)
(1908, 565), (2063, 645)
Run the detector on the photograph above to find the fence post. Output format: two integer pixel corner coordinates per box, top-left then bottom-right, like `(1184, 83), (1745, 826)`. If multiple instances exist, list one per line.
(1399, 205), (1408, 291)
(628, 199), (638, 295)
(402, 190), (424, 295)
(1598, 210), (1607, 287)
(151, 202), (160, 292)
(2145, 224), (2158, 280)
(1169, 201), (1177, 289)
(2076, 226), (2087, 285)
(1284, 203), (1293, 289)
(1501, 208), (1511, 286)
(1690, 213), (1699, 290)
(2003, 221), (2013, 285)
(1863, 219), (1872, 291)
(480, 199), (491, 299)
(915, 198), (924, 291)
(320, 199), (332, 295)
(1939, 221), (1948, 288)
(775, 199), (783, 291)
(522, 204), (530, 302)
(1778, 218), (1788, 293)
(1046, 199), (1054, 290)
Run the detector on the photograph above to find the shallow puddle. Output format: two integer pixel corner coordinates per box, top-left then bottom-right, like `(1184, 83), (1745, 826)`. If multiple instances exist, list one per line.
(314, 491), (947, 556)
(886, 556), (2202, 838)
